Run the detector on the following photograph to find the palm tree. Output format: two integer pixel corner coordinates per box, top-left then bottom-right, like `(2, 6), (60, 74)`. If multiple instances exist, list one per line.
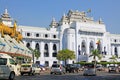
(89, 49), (102, 70)
(29, 48), (40, 63)
(109, 55), (118, 66)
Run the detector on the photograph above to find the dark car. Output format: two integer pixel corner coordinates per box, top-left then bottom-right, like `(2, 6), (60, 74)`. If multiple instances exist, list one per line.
(65, 64), (81, 73)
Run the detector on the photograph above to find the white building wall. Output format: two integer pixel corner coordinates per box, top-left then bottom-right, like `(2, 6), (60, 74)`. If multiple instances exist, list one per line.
(2, 9), (120, 67)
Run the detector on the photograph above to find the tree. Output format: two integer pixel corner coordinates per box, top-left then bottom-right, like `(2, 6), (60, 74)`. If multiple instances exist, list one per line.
(29, 48), (40, 63)
(109, 55), (118, 65)
(89, 49), (102, 70)
(57, 49), (75, 65)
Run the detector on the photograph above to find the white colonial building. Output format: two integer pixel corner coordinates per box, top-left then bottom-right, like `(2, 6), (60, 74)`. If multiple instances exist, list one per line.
(1, 9), (120, 67)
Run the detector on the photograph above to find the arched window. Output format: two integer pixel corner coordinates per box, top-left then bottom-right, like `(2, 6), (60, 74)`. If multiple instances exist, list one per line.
(97, 41), (102, 54)
(44, 44), (49, 57)
(89, 41), (94, 53)
(35, 43), (39, 50)
(53, 44), (57, 51)
(115, 47), (118, 57)
(81, 40), (86, 55)
(26, 43), (30, 48)
(35, 43), (40, 57)
(52, 44), (57, 57)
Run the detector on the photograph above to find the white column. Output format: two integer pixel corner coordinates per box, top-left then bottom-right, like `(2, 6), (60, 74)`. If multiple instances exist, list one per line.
(40, 41), (44, 58)
(31, 41), (35, 49)
(49, 42), (53, 58)
(118, 46), (120, 57)
(86, 39), (89, 55)
(111, 46), (114, 55)
(40, 41), (45, 65)
(59, 32), (63, 50)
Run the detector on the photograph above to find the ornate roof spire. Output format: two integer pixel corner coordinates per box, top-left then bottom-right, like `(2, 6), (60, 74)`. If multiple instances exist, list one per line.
(50, 17), (57, 28)
(1, 9), (12, 26)
(1, 9), (10, 18)
(98, 18), (104, 24)
(5, 9), (8, 15)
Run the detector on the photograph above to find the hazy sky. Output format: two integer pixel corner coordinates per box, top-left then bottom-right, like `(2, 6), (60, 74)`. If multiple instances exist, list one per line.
(0, 0), (120, 34)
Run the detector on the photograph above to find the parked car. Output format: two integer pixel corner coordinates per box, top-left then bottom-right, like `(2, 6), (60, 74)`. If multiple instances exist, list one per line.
(117, 66), (120, 72)
(0, 53), (17, 80)
(50, 63), (66, 75)
(108, 66), (117, 72)
(32, 64), (41, 74)
(96, 65), (104, 71)
(65, 64), (81, 73)
(20, 63), (41, 75)
(83, 63), (96, 76)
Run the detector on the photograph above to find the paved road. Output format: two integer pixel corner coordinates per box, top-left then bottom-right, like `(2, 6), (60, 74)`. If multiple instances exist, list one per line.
(15, 71), (120, 80)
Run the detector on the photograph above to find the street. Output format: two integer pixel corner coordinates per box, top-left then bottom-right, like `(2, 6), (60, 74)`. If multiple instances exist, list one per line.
(14, 71), (120, 80)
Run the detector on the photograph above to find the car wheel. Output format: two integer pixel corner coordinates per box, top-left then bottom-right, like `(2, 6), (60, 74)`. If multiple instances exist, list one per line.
(83, 74), (86, 76)
(32, 72), (35, 76)
(50, 72), (53, 74)
(9, 72), (15, 80)
(21, 72), (24, 76)
(59, 72), (62, 75)
(73, 70), (76, 73)
(93, 74), (96, 76)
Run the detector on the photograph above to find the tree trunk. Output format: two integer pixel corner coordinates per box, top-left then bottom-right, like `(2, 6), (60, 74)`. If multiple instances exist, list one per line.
(64, 60), (67, 66)
(33, 53), (34, 64)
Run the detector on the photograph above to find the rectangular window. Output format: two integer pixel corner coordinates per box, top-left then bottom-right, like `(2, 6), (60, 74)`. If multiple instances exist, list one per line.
(36, 33), (39, 37)
(53, 35), (56, 38)
(27, 33), (30, 36)
(45, 34), (48, 38)
(44, 52), (49, 57)
(45, 61), (49, 67)
(0, 58), (7, 65)
(52, 52), (57, 57)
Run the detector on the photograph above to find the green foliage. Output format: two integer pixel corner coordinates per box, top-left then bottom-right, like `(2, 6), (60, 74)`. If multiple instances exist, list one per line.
(29, 48), (40, 59)
(109, 55), (118, 62)
(76, 61), (91, 65)
(89, 49), (102, 60)
(57, 49), (75, 61)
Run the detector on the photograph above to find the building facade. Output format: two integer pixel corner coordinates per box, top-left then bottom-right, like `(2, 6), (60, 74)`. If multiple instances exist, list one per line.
(1, 9), (120, 67)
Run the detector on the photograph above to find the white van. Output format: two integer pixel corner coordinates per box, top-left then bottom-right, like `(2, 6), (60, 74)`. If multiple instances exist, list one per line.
(0, 53), (17, 80)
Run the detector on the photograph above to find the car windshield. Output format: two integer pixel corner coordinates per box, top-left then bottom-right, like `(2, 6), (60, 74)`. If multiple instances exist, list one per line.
(96, 66), (101, 68)
(84, 64), (94, 68)
(52, 64), (60, 67)
(109, 66), (115, 68)
(21, 64), (31, 67)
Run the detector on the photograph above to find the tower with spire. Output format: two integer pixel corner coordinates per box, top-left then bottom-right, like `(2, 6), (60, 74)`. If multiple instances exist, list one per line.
(1, 9), (12, 26)
(49, 17), (58, 28)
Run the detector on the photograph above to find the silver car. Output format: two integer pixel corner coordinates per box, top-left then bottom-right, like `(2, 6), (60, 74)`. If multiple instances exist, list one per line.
(83, 64), (96, 76)
(50, 64), (66, 75)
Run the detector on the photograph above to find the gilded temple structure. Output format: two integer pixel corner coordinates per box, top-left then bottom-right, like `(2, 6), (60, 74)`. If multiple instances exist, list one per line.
(0, 9), (32, 60)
